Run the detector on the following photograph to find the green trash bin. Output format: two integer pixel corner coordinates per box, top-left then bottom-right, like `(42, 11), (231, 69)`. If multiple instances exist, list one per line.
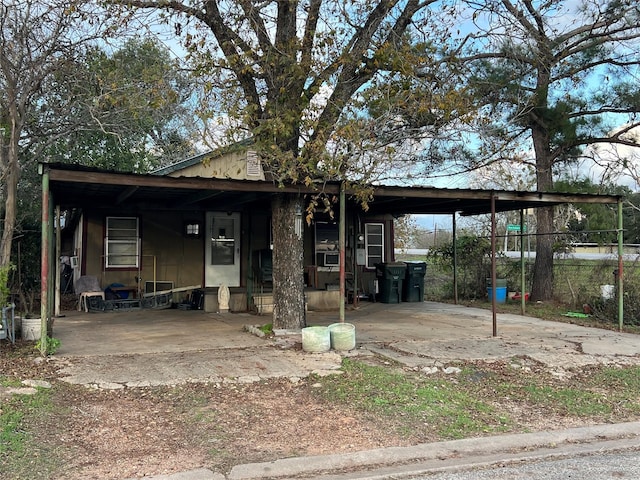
(375, 262), (407, 303)
(403, 262), (426, 302)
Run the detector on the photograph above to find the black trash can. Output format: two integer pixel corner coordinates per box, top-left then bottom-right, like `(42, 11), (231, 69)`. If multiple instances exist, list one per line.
(403, 261), (426, 302)
(375, 262), (407, 303)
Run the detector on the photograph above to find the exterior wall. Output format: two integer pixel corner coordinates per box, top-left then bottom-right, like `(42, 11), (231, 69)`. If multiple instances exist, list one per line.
(571, 243), (639, 255)
(74, 183), (395, 312)
(80, 211), (204, 294)
(83, 215), (104, 283)
(168, 150), (265, 181)
(138, 212), (204, 294)
(302, 213), (395, 300)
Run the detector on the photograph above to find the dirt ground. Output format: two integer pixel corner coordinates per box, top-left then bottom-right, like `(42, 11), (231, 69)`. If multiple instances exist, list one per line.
(4, 338), (636, 480)
(2, 345), (414, 479)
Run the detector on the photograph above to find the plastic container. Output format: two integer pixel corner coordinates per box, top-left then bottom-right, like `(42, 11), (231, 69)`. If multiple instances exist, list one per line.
(600, 284), (615, 300)
(487, 287), (507, 304)
(302, 326), (331, 353)
(375, 263), (407, 303)
(328, 323), (356, 351)
(22, 317), (42, 341)
(403, 262), (426, 302)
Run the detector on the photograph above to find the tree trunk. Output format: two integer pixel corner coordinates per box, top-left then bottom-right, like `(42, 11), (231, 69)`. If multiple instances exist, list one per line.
(0, 124), (19, 268)
(530, 206), (554, 301)
(271, 193), (306, 330)
(530, 101), (554, 301)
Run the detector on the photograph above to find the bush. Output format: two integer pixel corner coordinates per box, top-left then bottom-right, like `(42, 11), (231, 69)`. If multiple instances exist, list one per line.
(427, 235), (492, 299)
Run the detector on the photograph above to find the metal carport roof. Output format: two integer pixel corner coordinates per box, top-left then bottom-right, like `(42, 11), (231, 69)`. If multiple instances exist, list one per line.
(42, 163), (622, 215)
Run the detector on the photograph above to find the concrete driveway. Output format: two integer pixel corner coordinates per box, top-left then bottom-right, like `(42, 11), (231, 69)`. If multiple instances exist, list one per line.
(51, 301), (640, 388)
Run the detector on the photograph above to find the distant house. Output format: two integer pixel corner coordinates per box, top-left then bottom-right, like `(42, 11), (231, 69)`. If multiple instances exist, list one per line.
(40, 149), (623, 315)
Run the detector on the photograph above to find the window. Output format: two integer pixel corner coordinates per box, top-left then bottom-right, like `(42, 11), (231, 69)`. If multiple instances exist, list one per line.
(185, 222), (201, 238)
(105, 217), (139, 268)
(210, 216), (235, 265)
(365, 223), (384, 268)
(315, 221), (339, 268)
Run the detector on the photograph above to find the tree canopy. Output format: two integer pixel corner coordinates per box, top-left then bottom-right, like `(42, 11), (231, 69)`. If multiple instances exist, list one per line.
(38, 37), (195, 172)
(109, 0), (451, 328)
(442, 0), (640, 299)
(1, 0), (196, 280)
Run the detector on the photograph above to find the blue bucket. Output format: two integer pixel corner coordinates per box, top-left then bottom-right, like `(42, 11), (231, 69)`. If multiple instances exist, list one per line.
(487, 286), (507, 304)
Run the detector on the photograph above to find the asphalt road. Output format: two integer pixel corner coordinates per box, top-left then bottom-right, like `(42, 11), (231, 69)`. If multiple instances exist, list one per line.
(411, 449), (640, 479)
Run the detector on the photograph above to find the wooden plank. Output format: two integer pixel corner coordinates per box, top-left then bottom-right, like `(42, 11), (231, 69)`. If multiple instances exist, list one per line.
(142, 284), (202, 298)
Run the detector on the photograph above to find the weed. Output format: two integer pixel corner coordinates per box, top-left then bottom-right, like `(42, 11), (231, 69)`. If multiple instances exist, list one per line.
(34, 337), (61, 356)
(258, 323), (273, 335)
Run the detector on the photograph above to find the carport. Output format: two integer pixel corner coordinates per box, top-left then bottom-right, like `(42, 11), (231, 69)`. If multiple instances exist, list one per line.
(352, 184), (624, 335)
(38, 163), (623, 353)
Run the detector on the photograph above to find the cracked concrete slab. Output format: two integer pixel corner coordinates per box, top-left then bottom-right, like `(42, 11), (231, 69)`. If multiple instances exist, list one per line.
(49, 301), (640, 388)
(56, 346), (343, 387)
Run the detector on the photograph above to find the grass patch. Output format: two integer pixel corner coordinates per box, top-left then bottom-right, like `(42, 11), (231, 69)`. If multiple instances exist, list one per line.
(311, 358), (507, 439)
(0, 387), (59, 479)
(312, 359), (640, 442)
(592, 365), (640, 391)
(522, 384), (611, 416)
(589, 366), (640, 413)
(0, 375), (22, 388)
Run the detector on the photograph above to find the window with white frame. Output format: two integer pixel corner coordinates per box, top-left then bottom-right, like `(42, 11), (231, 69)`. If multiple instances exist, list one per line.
(365, 223), (384, 268)
(105, 217), (139, 268)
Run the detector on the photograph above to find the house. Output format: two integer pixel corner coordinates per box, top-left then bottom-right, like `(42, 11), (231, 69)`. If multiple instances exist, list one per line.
(42, 149), (401, 314)
(39, 150), (624, 317)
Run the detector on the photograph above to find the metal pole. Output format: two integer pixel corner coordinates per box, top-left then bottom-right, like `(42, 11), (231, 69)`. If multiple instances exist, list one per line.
(491, 192), (497, 337)
(339, 183), (346, 322)
(452, 213), (458, 304)
(618, 199), (624, 331)
(40, 168), (49, 356)
(520, 209), (526, 315)
(48, 194), (55, 335)
(55, 205), (61, 317)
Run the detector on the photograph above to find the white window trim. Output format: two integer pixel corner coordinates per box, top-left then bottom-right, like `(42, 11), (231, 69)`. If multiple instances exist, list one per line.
(105, 216), (140, 269)
(365, 222), (384, 269)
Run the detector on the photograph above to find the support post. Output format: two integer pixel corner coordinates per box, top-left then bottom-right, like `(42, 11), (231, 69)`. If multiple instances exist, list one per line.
(520, 209), (526, 315)
(452, 213), (458, 304)
(339, 183), (346, 322)
(40, 168), (50, 355)
(55, 205), (61, 317)
(618, 199), (624, 331)
(491, 193), (497, 337)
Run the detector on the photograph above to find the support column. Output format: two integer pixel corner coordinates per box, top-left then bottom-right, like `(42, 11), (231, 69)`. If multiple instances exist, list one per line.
(520, 209), (526, 315)
(40, 167), (50, 355)
(491, 192), (497, 337)
(452, 213), (458, 304)
(618, 199), (624, 331)
(339, 183), (346, 323)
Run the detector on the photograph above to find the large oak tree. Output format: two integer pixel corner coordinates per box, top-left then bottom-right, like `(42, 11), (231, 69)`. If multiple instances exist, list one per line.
(113, 0), (442, 329)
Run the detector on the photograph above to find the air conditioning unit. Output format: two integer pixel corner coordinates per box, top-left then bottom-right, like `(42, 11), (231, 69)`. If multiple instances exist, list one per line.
(324, 252), (339, 266)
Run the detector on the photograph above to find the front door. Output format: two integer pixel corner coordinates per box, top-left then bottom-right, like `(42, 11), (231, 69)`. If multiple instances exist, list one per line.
(205, 212), (241, 287)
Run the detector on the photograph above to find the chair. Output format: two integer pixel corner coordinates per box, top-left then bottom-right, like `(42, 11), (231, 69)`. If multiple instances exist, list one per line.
(74, 276), (104, 312)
